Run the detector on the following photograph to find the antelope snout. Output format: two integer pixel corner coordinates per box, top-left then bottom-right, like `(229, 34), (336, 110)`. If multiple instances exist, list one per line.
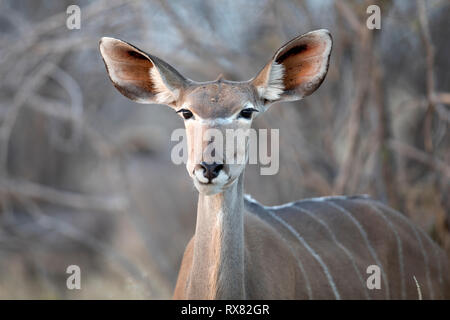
(195, 162), (224, 183)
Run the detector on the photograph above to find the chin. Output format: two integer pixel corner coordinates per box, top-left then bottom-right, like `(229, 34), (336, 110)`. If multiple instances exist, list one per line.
(193, 180), (225, 195)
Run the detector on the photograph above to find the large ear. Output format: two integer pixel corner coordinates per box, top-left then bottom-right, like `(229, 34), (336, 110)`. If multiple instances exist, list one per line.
(251, 29), (332, 106)
(99, 37), (188, 107)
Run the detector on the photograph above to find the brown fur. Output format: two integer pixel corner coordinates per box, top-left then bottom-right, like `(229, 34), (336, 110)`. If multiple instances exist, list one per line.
(174, 196), (450, 299)
(99, 30), (449, 300)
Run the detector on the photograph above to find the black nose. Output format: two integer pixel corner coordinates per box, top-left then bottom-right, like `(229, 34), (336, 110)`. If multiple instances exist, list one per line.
(197, 162), (224, 182)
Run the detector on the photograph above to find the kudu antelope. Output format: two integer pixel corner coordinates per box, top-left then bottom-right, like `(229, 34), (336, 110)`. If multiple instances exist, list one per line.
(99, 30), (450, 299)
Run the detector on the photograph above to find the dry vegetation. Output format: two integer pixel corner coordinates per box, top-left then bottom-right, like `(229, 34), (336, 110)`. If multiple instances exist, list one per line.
(0, 0), (449, 299)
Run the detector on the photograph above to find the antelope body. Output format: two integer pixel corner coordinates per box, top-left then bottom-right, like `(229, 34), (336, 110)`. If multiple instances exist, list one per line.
(99, 29), (450, 300)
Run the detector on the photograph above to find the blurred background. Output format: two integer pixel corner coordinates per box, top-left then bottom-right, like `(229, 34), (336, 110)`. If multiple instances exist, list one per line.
(0, 0), (448, 299)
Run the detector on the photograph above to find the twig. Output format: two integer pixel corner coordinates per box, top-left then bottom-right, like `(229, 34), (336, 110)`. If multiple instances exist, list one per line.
(45, 63), (84, 152)
(0, 0), (135, 70)
(0, 62), (57, 175)
(417, 0), (436, 152)
(333, 25), (373, 194)
(334, 0), (364, 36)
(17, 198), (162, 298)
(388, 139), (450, 181)
(155, 0), (246, 79)
(0, 179), (128, 213)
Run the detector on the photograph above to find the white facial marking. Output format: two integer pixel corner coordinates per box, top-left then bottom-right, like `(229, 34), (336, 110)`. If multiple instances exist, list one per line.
(197, 117), (234, 125)
(194, 168), (209, 184)
(211, 170), (228, 185)
(193, 166), (229, 185)
(178, 102), (191, 111)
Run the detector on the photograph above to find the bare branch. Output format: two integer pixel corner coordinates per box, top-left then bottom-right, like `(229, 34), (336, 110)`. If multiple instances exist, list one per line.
(417, 0), (436, 152)
(0, 179), (128, 213)
(333, 29), (373, 194)
(0, 61), (59, 176)
(389, 139), (450, 181)
(334, 0), (364, 36)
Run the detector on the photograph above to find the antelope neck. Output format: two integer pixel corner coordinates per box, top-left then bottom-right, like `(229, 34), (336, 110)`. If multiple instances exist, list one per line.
(187, 173), (245, 299)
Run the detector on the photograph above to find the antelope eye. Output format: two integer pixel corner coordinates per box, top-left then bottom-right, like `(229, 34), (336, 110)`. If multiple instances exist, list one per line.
(177, 109), (194, 120)
(238, 108), (258, 119)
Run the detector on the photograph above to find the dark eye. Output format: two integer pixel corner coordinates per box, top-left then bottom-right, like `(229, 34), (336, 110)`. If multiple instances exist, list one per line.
(238, 108), (258, 119)
(177, 109), (194, 120)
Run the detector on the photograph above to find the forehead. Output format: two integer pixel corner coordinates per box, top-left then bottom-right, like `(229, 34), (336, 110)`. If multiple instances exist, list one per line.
(181, 80), (255, 119)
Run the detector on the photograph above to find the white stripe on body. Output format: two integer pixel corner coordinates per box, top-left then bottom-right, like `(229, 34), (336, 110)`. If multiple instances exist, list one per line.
(293, 204), (371, 299)
(265, 209), (341, 300)
(322, 200), (391, 299)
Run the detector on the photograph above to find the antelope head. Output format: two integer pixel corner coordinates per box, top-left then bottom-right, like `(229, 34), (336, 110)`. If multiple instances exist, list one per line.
(99, 30), (332, 195)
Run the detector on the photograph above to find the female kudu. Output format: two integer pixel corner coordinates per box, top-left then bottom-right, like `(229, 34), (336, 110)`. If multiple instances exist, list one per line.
(99, 29), (450, 299)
